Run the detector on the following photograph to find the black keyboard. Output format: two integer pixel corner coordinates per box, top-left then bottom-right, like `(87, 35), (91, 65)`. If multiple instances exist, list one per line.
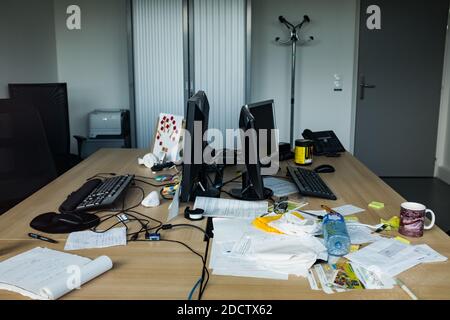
(59, 175), (134, 213)
(287, 167), (337, 200)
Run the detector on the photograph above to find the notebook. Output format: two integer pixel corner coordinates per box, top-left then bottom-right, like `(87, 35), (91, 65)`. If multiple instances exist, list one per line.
(0, 247), (112, 300)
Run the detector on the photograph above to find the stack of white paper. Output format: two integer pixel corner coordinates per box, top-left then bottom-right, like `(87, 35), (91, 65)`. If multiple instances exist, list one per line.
(210, 218), (327, 279)
(210, 219), (287, 280)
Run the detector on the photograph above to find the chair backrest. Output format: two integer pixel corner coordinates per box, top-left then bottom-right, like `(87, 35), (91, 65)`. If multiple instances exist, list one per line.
(0, 99), (57, 210)
(8, 83), (70, 157)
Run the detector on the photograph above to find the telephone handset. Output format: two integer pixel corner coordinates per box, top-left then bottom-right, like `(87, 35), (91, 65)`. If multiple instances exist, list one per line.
(302, 129), (346, 156)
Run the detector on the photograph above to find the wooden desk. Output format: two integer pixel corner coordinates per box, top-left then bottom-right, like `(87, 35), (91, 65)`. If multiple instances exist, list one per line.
(205, 154), (450, 300)
(0, 149), (449, 300)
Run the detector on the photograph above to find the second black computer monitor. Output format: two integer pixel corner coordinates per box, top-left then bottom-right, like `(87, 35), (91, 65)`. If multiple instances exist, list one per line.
(230, 105), (273, 201)
(247, 100), (278, 166)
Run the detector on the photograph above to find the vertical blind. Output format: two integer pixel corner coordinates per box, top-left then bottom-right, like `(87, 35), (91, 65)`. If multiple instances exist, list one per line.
(133, 0), (185, 148)
(133, 0), (247, 149)
(193, 0), (247, 138)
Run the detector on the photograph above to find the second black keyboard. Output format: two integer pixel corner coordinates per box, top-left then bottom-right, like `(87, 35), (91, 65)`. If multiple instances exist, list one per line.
(287, 167), (337, 200)
(60, 175), (135, 213)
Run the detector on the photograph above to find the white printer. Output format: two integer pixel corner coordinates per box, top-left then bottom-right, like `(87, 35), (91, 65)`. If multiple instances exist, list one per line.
(88, 109), (130, 138)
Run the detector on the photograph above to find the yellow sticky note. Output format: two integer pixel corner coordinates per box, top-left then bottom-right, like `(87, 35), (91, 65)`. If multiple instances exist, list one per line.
(369, 201), (385, 209)
(395, 236), (410, 245)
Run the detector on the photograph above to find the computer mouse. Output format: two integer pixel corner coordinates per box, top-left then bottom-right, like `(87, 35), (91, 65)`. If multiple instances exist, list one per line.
(314, 164), (335, 174)
(141, 191), (160, 208)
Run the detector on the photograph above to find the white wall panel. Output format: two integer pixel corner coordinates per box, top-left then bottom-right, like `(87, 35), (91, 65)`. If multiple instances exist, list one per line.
(133, 0), (185, 148)
(193, 0), (246, 140)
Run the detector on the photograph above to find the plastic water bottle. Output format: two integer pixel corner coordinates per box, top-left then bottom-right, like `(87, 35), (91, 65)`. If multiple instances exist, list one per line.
(322, 212), (351, 256)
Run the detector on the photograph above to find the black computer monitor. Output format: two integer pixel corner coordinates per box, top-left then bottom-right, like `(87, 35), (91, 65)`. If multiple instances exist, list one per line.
(230, 106), (273, 201)
(180, 91), (220, 202)
(247, 100), (279, 166)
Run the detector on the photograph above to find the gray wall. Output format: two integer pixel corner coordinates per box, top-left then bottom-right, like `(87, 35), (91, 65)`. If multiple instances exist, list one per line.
(0, 0), (58, 98)
(251, 0), (358, 150)
(54, 0), (130, 153)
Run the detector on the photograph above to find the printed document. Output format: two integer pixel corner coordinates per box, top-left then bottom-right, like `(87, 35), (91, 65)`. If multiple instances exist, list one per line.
(263, 177), (298, 197)
(194, 197), (268, 219)
(65, 227), (127, 251)
(345, 238), (426, 277)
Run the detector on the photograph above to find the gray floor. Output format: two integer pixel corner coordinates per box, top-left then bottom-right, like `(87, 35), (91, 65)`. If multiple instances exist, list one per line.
(382, 177), (450, 233)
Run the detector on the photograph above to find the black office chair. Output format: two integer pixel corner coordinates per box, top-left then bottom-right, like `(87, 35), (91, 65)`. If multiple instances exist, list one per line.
(0, 99), (57, 214)
(8, 83), (81, 175)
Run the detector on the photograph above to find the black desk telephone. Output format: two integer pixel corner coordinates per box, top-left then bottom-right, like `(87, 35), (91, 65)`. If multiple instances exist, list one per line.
(302, 129), (346, 156)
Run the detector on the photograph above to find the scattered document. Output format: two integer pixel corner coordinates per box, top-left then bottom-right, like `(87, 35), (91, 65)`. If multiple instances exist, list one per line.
(268, 212), (322, 236)
(345, 238), (426, 277)
(194, 197), (268, 219)
(263, 177), (298, 197)
(307, 269), (320, 290)
(350, 262), (396, 290)
(333, 205), (365, 216)
(347, 224), (381, 245)
(65, 227), (127, 251)
(0, 247), (112, 300)
(313, 264), (335, 294)
(413, 244), (448, 263)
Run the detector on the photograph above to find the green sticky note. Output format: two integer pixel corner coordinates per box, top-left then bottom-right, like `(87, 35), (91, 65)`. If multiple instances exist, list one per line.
(369, 201), (384, 209)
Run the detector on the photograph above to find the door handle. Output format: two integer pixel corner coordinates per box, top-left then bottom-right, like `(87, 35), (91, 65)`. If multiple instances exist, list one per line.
(359, 76), (376, 100)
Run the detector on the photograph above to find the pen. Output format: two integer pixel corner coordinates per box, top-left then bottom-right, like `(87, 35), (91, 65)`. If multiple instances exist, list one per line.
(28, 233), (58, 244)
(396, 278), (418, 300)
(296, 209), (324, 220)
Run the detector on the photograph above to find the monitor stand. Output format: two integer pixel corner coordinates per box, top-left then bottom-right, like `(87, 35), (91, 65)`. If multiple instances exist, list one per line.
(230, 172), (273, 201)
(193, 185), (221, 199)
(192, 164), (223, 199)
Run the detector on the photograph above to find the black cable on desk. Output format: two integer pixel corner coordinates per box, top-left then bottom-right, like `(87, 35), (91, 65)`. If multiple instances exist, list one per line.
(150, 223), (211, 299)
(154, 224), (210, 240)
(134, 178), (177, 188)
(133, 238), (209, 300)
(222, 174), (243, 186)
